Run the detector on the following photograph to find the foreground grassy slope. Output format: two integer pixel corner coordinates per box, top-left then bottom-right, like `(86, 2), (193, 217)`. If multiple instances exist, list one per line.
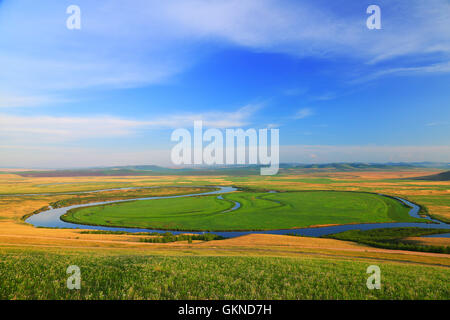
(63, 191), (419, 231)
(0, 247), (448, 300)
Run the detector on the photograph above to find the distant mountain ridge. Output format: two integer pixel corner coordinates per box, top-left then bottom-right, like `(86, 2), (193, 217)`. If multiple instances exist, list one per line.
(6, 162), (449, 177)
(281, 162), (450, 170)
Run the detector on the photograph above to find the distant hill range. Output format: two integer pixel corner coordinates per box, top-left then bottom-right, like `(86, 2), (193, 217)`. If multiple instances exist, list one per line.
(412, 170), (450, 181)
(280, 162), (450, 170)
(5, 162), (450, 177)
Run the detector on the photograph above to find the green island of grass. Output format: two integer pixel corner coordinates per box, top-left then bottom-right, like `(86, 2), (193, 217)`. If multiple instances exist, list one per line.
(62, 191), (423, 231)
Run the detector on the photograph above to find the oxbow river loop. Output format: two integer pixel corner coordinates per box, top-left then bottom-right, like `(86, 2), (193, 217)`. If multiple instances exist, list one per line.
(24, 186), (450, 238)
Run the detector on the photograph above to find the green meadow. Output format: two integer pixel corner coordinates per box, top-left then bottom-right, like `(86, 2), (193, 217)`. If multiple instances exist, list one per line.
(1, 248), (448, 300)
(63, 191), (421, 231)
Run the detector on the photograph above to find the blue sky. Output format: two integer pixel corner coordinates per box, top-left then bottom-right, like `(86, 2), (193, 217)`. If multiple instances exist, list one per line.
(0, 0), (449, 167)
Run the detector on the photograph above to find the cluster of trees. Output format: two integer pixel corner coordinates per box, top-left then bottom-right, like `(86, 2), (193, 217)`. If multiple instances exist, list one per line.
(322, 228), (450, 254)
(140, 232), (224, 243)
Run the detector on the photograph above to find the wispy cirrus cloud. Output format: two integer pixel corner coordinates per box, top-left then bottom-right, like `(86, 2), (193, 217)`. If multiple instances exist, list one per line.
(0, 104), (261, 143)
(165, 0), (450, 61)
(352, 61), (450, 83)
(0, 92), (66, 108)
(426, 121), (449, 127)
(294, 108), (314, 119)
(1, 0), (450, 96)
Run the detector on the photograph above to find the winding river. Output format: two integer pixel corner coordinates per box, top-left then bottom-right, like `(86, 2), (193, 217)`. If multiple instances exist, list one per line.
(24, 186), (450, 238)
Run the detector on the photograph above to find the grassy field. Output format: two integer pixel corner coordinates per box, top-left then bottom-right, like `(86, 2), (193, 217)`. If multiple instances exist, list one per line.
(1, 246), (449, 300)
(405, 195), (450, 223)
(0, 170), (448, 300)
(62, 191), (419, 231)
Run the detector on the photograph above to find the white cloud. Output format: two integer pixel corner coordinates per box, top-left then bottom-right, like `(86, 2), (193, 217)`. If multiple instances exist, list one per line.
(168, 104), (262, 128)
(165, 0), (450, 62)
(353, 61), (450, 83)
(1, 0), (449, 94)
(0, 104), (261, 143)
(426, 121), (449, 127)
(295, 108), (314, 119)
(0, 115), (146, 143)
(283, 87), (308, 96)
(0, 93), (65, 108)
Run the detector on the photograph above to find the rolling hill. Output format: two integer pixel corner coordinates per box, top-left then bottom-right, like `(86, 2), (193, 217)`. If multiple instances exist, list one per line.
(413, 170), (450, 181)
